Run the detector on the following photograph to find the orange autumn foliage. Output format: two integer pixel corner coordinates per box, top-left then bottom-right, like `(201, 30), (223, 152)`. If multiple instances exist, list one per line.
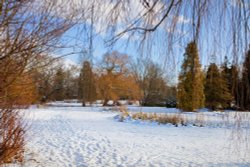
(0, 73), (37, 108)
(97, 51), (142, 105)
(97, 73), (142, 103)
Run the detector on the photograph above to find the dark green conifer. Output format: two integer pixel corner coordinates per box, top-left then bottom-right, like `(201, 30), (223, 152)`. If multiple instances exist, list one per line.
(177, 41), (204, 111)
(205, 63), (232, 110)
(241, 49), (250, 110)
(78, 61), (96, 106)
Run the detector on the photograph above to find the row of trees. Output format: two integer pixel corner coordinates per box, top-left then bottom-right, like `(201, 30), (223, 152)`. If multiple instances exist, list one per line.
(1, 0), (249, 164)
(33, 56), (79, 103)
(40, 43), (249, 112)
(38, 51), (173, 107)
(177, 41), (250, 111)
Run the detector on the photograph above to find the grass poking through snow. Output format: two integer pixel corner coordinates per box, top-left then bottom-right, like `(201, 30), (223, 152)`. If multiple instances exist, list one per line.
(117, 107), (204, 127)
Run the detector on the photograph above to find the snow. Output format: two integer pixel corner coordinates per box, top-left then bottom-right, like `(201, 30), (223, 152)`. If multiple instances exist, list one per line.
(17, 103), (250, 166)
(63, 58), (80, 69)
(127, 106), (180, 113)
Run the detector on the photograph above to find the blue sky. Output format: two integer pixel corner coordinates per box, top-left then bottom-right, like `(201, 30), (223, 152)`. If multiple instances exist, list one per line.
(55, 23), (223, 85)
(53, 0), (249, 85)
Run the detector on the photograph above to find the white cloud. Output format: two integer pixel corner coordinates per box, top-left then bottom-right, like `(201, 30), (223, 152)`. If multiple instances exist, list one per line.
(39, 0), (191, 41)
(63, 58), (79, 69)
(172, 15), (190, 24)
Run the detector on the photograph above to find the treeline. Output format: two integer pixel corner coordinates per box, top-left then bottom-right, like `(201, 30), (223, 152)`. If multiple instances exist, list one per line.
(34, 51), (174, 107)
(2, 40), (247, 111)
(33, 44), (250, 112)
(177, 41), (250, 111)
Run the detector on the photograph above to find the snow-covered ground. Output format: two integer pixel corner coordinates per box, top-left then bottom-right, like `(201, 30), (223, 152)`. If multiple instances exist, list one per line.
(20, 103), (250, 166)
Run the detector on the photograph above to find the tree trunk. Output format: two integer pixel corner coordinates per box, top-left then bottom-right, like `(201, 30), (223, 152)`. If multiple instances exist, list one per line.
(103, 99), (108, 106)
(82, 101), (86, 107)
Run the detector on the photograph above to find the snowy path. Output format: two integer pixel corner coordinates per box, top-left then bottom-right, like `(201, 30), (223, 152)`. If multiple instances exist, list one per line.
(23, 106), (250, 167)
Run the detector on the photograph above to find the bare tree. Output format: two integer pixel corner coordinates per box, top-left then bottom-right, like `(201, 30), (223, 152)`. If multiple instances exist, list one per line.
(0, 109), (25, 164)
(0, 0), (78, 164)
(130, 58), (168, 106)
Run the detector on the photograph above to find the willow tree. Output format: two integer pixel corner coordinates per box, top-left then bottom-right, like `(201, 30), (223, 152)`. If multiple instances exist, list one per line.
(177, 41), (204, 111)
(61, 0), (250, 106)
(97, 51), (142, 106)
(94, 0), (249, 61)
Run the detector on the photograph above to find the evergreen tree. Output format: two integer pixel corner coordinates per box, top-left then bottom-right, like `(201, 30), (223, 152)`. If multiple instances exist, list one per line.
(205, 63), (232, 110)
(230, 65), (240, 108)
(79, 61), (96, 106)
(53, 67), (65, 101)
(78, 72), (83, 100)
(221, 56), (240, 108)
(241, 49), (250, 110)
(221, 56), (231, 90)
(177, 41), (204, 111)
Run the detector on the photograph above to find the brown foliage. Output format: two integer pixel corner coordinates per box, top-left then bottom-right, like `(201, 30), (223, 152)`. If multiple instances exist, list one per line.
(97, 51), (142, 105)
(129, 112), (185, 126)
(0, 109), (25, 164)
(0, 73), (37, 108)
(0, 0), (75, 164)
(98, 73), (142, 105)
(0, 60), (34, 164)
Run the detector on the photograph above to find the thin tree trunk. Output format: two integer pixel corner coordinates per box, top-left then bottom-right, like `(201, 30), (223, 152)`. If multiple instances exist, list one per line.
(103, 99), (108, 106)
(82, 101), (86, 107)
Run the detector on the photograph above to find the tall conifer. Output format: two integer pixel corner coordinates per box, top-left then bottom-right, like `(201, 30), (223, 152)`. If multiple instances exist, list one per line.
(177, 41), (204, 111)
(241, 49), (250, 110)
(205, 63), (232, 110)
(79, 61), (96, 106)
(53, 67), (65, 101)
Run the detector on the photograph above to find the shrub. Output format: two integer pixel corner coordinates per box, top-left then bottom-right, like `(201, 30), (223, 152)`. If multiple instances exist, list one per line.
(118, 109), (204, 127)
(157, 114), (184, 126)
(129, 112), (185, 126)
(0, 109), (26, 164)
(119, 106), (129, 116)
